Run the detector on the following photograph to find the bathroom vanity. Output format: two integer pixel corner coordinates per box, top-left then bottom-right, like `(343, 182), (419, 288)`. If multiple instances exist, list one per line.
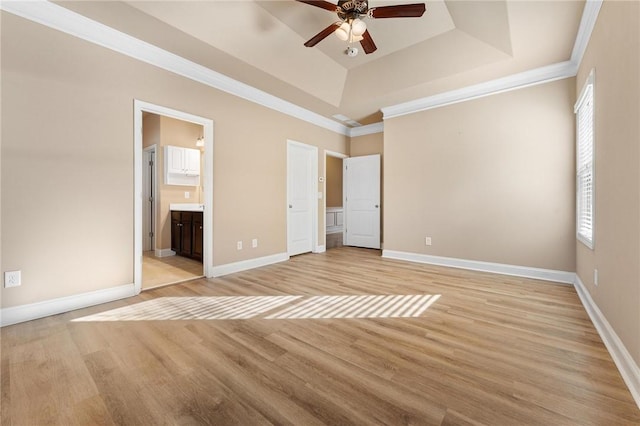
(170, 204), (203, 262)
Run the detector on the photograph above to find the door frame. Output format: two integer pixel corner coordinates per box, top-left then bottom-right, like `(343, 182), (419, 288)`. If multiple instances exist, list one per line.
(286, 140), (319, 255)
(134, 100), (214, 294)
(142, 144), (157, 252)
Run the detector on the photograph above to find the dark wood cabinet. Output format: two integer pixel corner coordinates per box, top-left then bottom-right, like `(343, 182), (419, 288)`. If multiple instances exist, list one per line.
(192, 213), (203, 261)
(171, 211), (203, 262)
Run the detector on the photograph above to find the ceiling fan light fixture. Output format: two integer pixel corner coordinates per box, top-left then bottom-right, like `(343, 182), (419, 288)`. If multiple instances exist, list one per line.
(335, 21), (350, 41)
(351, 18), (366, 36)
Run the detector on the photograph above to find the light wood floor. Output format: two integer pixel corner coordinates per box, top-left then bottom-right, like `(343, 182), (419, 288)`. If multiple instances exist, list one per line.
(2, 247), (639, 425)
(142, 251), (203, 290)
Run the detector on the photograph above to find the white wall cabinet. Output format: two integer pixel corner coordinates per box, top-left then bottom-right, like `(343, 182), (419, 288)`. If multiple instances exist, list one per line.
(165, 145), (200, 186)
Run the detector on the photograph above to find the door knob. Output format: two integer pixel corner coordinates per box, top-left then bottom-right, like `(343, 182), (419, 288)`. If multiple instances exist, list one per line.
(289, 204), (293, 208)
(375, 204), (379, 208)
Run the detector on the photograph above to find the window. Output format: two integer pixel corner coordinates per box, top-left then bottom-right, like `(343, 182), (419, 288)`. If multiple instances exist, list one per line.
(575, 70), (595, 248)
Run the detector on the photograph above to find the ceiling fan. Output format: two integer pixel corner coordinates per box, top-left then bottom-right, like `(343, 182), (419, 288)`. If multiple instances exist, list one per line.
(297, 0), (426, 56)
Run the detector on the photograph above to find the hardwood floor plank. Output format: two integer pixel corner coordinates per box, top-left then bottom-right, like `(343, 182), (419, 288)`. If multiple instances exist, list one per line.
(2, 247), (638, 424)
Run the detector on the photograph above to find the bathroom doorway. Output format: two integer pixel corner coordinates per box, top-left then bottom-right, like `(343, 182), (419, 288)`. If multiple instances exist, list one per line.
(134, 101), (214, 293)
(325, 150), (348, 250)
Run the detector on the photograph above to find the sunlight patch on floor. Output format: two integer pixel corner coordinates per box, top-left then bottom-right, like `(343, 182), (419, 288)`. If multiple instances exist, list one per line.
(73, 296), (301, 322)
(265, 294), (440, 319)
(72, 294), (441, 322)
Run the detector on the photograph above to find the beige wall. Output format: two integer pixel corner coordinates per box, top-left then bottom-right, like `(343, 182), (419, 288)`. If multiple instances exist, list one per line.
(0, 13), (347, 308)
(142, 112), (160, 148)
(325, 156), (343, 208)
(350, 132), (383, 158)
(575, 1), (640, 366)
(384, 78), (576, 271)
(350, 132), (384, 242)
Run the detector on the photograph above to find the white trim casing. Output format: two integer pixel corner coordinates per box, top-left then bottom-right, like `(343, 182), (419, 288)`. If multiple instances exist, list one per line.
(382, 250), (575, 284)
(0, 284), (136, 327)
(314, 245), (326, 253)
(349, 122), (384, 137)
(574, 276), (640, 409)
(210, 252), (289, 277)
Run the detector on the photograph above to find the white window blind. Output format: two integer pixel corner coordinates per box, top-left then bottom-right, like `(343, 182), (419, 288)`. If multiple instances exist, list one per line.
(575, 72), (594, 248)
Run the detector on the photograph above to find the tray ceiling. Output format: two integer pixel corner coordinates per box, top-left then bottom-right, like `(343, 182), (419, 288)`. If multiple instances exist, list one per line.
(59, 1), (585, 125)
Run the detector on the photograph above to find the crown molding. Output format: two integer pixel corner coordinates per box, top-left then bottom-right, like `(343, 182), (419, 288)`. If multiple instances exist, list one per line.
(0, 0), (350, 136)
(381, 61), (577, 119)
(571, 0), (604, 65)
(381, 0), (602, 120)
(349, 121), (384, 137)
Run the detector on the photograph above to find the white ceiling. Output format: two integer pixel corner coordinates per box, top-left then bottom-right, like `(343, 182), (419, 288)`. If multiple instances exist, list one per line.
(60, 1), (585, 125)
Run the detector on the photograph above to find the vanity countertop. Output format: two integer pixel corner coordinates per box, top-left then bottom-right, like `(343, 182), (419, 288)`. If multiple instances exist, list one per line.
(170, 203), (204, 212)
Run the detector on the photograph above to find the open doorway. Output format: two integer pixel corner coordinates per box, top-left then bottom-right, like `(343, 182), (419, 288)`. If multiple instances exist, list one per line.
(134, 101), (214, 294)
(141, 112), (204, 289)
(325, 150), (348, 250)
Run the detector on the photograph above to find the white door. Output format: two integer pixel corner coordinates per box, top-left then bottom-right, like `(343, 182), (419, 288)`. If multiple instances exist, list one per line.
(344, 154), (380, 249)
(142, 147), (155, 251)
(287, 141), (317, 256)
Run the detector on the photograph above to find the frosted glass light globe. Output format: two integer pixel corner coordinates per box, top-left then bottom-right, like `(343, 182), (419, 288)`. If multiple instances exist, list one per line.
(351, 18), (366, 37)
(335, 22), (350, 41)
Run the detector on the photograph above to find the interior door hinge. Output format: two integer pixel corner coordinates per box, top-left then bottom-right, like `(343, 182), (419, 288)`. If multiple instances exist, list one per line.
(149, 160), (154, 166)
(149, 231), (154, 238)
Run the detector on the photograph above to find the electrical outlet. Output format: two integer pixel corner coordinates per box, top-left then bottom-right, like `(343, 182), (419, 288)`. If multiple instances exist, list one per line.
(237, 241), (243, 250)
(594, 269), (598, 286)
(252, 238), (258, 248)
(4, 270), (21, 288)
(184, 191), (190, 199)
(425, 236), (432, 246)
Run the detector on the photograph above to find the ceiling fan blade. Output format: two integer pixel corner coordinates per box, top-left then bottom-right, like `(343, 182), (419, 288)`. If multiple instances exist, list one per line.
(369, 3), (426, 18)
(296, 0), (338, 13)
(304, 22), (341, 47)
(360, 30), (377, 54)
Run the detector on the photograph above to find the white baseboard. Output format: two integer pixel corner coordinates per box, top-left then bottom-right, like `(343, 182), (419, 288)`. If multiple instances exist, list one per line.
(210, 252), (289, 277)
(314, 245), (326, 253)
(381, 250), (575, 284)
(155, 248), (176, 257)
(0, 284), (136, 327)
(326, 228), (343, 235)
(574, 275), (640, 408)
